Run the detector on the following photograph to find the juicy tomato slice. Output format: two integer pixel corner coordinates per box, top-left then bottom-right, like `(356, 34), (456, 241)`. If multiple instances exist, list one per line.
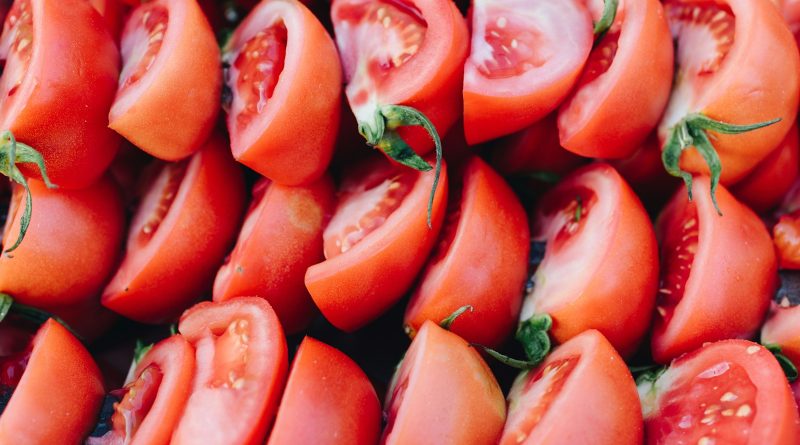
(268, 337), (381, 445)
(213, 176), (336, 334)
(520, 163), (658, 357)
(774, 210), (800, 269)
(0, 319), (104, 444)
(225, 0), (341, 185)
(500, 330), (642, 445)
(171, 297), (288, 445)
(652, 178), (776, 363)
(404, 157), (529, 347)
(101, 135), (247, 324)
(639, 340), (800, 444)
(463, 0), (593, 144)
(305, 153), (448, 332)
(382, 320), (506, 444)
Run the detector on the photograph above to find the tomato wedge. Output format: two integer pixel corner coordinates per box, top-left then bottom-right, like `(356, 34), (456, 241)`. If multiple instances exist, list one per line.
(224, 0), (341, 185)
(520, 163), (658, 357)
(213, 176), (336, 334)
(762, 292), (800, 366)
(102, 135), (247, 324)
(639, 340), (800, 444)
(171, 297), (288, 445)
(268, 337), (381, 445)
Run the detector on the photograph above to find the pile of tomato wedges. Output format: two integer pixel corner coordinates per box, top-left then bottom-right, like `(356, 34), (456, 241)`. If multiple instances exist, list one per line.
(3, 0), (800, 443)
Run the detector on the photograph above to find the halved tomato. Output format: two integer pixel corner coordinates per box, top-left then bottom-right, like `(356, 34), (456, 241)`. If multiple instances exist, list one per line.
(102, 135), (247, 324)
(382, 320), (506, 444)
(213, 176), (336, 334)
(305, 153), (448, 332)
(520, 163), (658, 357)
(171, 297), (288, 445)
(224, 0), (341, 185)
(652, 178), (776, 363)
(639, 340), (799, 444)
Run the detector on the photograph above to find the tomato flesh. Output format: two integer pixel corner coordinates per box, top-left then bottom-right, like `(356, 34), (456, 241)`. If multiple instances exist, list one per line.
(119, 5), (168, 92)
(656, 202), (698, 323)
(208, 318), (250, 390)
(0, 0), (32, 108)
(130, 160), (188, 249)
(0, 348), (30, 388)
(774, 211), (800, 269)
(104, 365), (163, 442)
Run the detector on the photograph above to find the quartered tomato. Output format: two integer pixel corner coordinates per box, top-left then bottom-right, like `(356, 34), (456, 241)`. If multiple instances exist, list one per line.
(774, 210), (800, 269)
(652, 178), (776, 363)
(224, 0), (341, 185)
(463, 0), (592, 144)
(404, 156), (529, 347)
(305, 154), (448, 332)
(499, 330), (642, 445)
(520, 163), (658, 357)
(268, 337), (381, 445)
(639, 340), (800, 444)
(213, 176), (336, 334)
(172, 297), (288, 445)
(110, 0), (221, 160)
(102, 135), (247, 324)
(0, 319), (104, 444)
(382, 320), (506, 444)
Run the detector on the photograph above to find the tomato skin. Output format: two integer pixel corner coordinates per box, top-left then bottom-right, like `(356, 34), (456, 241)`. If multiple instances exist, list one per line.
(102, 135), (247, 324)
(652, 178), (776, 363)
(227, 0), (341, 186)
(762, 304), (800, 365)
(382, 320), (506, 445)
(88, 0), (127, 40)
(404, 156), (528, 347)
(268, 337), (381, 445)
(213, 176), (336, 334)
(610, 133), (679, 207)
(0, 319), (104, 444)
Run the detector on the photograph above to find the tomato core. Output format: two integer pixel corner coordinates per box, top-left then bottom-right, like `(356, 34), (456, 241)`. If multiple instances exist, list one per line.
(656, 203), (698, 323)
(209, 318), (250, 390)
(536, 187), (596, 252)
(0, 0), (32, 106)
(119, 5), (168, 92)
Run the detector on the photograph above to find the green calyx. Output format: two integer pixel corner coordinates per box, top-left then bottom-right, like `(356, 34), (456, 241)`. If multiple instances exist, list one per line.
(0, 293), (83, 341)
(439, 305), (474, 330)
(661, 113), (780, 215)
(594, 0), (619, 36)
(358, 105), (443, 228)
(0, 131), (55, 255)
(763, 343), (798, 382)
(474, 313), (553, 370)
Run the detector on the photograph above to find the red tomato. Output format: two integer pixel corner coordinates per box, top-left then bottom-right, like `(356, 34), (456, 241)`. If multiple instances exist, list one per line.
(463, 0), (592, 144)
(172, 297), (288, 445)
(652, 178), (776, 363)
(404, 156), (529, 347)
(88, 0), (127, 40)
(102, 135), (247, 324)
(774, 211), (800, 269)
(0, 0), (120, 188)
(521, 163), (658, 357)
(225, 0), (341, 185)
(213, 176), (336, 334)
(609, 133), (679, 207)
(268, 337), (381, 445)
(639, 340), (800, 444)
(382, 320), (506, 444)
(783, 0), (800, 47)
(0, 319), (104, 444)
(557, 0), (673, 159)
(499, 330), (642, 445)
(305, 154), (448, 332)
(88, 335), (194, 445)
(762, 303), (800, 365)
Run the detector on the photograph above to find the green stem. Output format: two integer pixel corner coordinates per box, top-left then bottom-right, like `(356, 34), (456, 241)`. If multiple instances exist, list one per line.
(0, 293), (83, 341)
(594, 0), (619, 36)
(763, 343), (798, 382)
(439, 305), (474, 330)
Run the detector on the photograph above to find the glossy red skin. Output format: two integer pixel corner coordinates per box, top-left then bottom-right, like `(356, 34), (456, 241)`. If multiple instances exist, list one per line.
(213, 176), (336, 334)
(499, 330), (643, 445)
(774, 210), (800, 269)
(102, 135), (247, 324)
(227, 0), (341, 185)
(731, 123), (799, 213)
(172, 297), (288, 445)
(0, 320), (104, 444)
(404, 157), (529, 347)
(110, 0), (221, 160)
(268, 337), (381, 445)
(305, 155), (448, 332)
(652, 178), (777, 363)
(762, 304), (800, 365)
(0, 0), (120, 189)
(382, 320), (506, 445)
(609, 133), (680, 206)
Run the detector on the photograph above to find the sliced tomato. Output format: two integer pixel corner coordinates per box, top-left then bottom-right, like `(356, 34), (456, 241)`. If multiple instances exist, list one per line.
(268, 337), (381, 445)
(652, 178), (776, 363)
(213, 176), (336, 334)
(172, 297), (288, 445)
(0, 319), (104, 444)
(225, 0), (341, 185)
(774, 210), (800, 269)
(305, 154), (448, 332)
(639, 340), (799, 444)
(382, 320), (506, 444)
(520, 163), (658, 357)
(102, 135), (247, 324)
(404, 156), (528, 347)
